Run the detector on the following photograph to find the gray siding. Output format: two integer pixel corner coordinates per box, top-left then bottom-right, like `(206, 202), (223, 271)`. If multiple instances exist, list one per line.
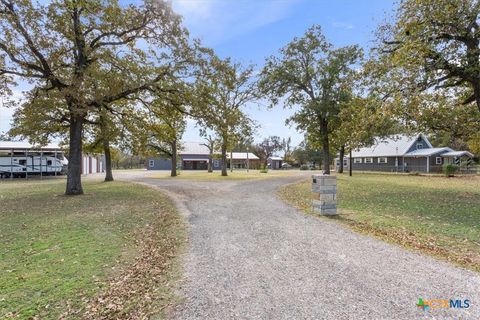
(404, 154), (445, 173)
(403, 157), (428, 172)
(346, 155), (446, 173)
(406, 136), (430, 153)
(348, 156), (403, 172)
(147, 158), (172, 170)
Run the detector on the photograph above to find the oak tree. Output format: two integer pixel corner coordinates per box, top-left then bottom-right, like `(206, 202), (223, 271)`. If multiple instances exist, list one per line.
(259, 25), (362, 174)
(194, 55), (257, 176)
(375, 0), (480, 114)
(0, 0), (189, 194)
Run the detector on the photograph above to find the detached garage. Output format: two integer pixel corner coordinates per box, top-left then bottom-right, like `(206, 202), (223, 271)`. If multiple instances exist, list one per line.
(81, 154), (105, 175)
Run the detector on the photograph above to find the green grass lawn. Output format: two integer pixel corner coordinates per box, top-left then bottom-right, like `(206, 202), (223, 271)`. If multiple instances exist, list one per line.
(150, 169), (299, 181)
(0, 179), (185, 319)
(279, 173), (480, 272)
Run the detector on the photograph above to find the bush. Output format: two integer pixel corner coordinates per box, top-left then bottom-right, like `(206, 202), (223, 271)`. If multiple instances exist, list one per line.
(260, 164), (268, 173)
(443, 163), (458, 177)
(300, 164), (309, 171)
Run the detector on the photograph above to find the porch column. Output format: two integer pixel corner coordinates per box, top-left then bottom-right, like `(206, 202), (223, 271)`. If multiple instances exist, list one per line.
(426, 156), (430, 173)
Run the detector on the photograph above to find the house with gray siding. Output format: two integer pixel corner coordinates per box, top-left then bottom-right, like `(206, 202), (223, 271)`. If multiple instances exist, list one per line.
(335, 134), (474, 173)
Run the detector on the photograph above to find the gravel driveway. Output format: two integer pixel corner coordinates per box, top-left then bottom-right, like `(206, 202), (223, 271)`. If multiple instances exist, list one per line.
(119, 171), (480, 320)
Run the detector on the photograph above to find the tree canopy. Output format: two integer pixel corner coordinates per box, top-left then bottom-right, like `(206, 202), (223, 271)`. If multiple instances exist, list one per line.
(0, 0), (192, 194)
(259, 25), (362, 174)
(193, 55), (257, 176)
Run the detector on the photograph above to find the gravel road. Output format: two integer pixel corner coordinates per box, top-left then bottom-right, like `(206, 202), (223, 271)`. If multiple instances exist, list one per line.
(119, 171), (480, 320)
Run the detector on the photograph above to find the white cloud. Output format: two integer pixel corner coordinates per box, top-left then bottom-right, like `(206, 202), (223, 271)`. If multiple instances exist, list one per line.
(172, 0), (303, 45)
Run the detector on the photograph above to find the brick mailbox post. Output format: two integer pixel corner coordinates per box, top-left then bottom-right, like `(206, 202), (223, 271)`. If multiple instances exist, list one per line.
(311, 174), (337, 215)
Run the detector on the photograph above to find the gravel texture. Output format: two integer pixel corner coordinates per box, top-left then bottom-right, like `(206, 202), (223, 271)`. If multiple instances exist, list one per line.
(118, 171), (480, 320)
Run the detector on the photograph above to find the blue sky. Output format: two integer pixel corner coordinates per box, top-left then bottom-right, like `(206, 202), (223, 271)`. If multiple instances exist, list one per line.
(173, 0), (396, 146)
(0, 0), (396, 147)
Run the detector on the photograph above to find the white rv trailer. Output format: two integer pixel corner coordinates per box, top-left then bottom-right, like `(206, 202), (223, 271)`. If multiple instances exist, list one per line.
(0, 155), (67, 178)
(0, 141), (67, 178)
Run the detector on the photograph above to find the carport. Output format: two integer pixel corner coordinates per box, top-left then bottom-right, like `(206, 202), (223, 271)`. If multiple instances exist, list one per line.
(0, 141), (64, 179)
(442, 150), (475, 173)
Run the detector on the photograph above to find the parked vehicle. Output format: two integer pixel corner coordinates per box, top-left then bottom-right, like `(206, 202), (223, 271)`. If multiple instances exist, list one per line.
(0, 156), (67, 178)
(281, 162), (292, 169)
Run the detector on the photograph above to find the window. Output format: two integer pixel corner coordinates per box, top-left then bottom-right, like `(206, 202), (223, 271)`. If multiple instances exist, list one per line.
(436, 157), (442, 165)
(364, 158), (373, 164)
(148, 159), (155, 168)
(354, 158), (362, 164)
(19, 159), (26, 165)
(213, 159), (220, 167)
(378, 157), (387, 164)
(417, 143), (423, 150)
(47, 160), (52, 166)
(343, 159), (348, 166)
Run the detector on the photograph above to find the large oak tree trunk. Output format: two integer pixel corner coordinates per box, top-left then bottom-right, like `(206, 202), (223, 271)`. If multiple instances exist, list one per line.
(100, 111), (113, 182)
(320, 118), (330, 174)
(208, 152), (213, 173)
(338, 145), (345, 173)
(171, 140), (177, 177)
(221, 142), (227, 176)
(349, 148), (353, 176)
(103, 138), (114, 182)
(65, 116), (84, 195)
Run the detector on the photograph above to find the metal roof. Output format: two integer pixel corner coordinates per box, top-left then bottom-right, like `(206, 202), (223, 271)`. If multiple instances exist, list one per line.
(0, 140), (63, 151)
(227, 152), (260, 160)
(268, 156), (283, 161)
(442, 151), (474, 157)
(404, 147), (452, 157)
(351, 134), (432, 157)
(179, 142), (212, 155)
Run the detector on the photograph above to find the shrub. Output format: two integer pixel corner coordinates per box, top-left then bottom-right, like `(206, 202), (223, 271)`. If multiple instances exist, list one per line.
(300, 164), (309, 171)
(260, 164), (268, 173)
(443, 163), (458, 177)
